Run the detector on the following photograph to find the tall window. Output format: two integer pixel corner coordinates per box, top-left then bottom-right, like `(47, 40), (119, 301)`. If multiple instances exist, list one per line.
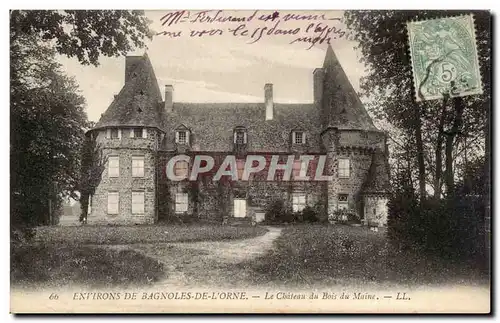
(292, 193), (306, 212)
(132, 156), (145, 177)
(175, 193), (188, 213)
(174, 160), (189, 177)
(107, 192), (119, 214)
(108, 156), (119, 177)
(338, 194), (348, 210)
(132, 191), (145, 215)
(176, 130), (189, 144)
(234, 199), (247, 218)
(292, 160), (308, 179)
(338, 158), (350, 178)
(292, 131), (305, 144)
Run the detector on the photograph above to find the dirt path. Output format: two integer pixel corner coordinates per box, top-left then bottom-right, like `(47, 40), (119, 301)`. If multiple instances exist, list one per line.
(128, 226), (282, 288)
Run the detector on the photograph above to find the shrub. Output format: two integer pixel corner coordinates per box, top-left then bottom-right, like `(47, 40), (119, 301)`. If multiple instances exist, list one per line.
(388, 192), (486, 261)
(301, 205), (319, 223)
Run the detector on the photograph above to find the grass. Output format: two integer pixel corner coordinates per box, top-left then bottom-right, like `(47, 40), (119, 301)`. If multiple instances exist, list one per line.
(11, 244), (165, 288)
(34, 224), (268, 245)
(244, 224), (488, 288)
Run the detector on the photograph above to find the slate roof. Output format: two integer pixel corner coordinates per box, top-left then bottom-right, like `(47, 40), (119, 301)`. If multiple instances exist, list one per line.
(161, 103), (322, 153)
(94, 53), (163, 129)
(362, 149), (391, 194)
(322, 46), (378, 131)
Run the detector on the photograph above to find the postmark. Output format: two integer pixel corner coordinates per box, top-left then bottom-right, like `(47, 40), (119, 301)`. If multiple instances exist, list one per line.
(407, 15), (483, 101)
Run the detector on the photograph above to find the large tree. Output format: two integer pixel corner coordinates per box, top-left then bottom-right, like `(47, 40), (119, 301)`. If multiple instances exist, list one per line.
(11, 10), (153, 238)
(344, 10), (491, 200)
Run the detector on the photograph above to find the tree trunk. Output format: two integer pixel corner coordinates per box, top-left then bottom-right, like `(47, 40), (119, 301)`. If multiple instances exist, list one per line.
(434, 95), (449, 199)
(414, 104), (426, 200)
(444, 96), (465, 196)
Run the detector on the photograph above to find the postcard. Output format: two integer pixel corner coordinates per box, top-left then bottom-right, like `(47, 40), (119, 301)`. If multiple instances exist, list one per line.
(10, 9), (491, 313)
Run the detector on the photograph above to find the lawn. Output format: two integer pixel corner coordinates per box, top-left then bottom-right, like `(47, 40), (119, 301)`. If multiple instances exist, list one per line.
(244, 224), (488, 288)
(34, 224), (268, 245)
(13, 224), (267, 288)
(11, 244), (165, 288)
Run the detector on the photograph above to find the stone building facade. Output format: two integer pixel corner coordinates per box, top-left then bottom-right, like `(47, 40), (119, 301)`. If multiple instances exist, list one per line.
(86, 46), (391, 226)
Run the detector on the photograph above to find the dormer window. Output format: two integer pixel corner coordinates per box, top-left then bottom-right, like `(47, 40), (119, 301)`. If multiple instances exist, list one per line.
(233, 127), (247, 144)
(176, 130), (189, 145)
(292, 131), (306, 145)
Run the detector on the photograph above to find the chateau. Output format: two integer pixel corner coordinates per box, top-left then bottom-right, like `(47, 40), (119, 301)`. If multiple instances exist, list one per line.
(86, 46), (390, 225)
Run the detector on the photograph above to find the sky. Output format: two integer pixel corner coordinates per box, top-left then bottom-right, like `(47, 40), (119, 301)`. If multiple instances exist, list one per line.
(58, 10), (368, 122)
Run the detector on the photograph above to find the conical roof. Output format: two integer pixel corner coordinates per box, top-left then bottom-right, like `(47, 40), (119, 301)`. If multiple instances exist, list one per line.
(94, 53), (163, 129)
(362, 149), (391, 194)
(322, 45), (377, 130)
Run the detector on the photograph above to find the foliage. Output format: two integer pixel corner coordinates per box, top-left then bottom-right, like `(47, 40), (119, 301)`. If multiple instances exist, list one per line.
(388, 192), (486, 261)
(78, 133), (106, 223)
(329, 209), (359, 224)
(11, 35), (87, 235)
(10, 10), (153, 66)
(264, 199), (323, 224)
(344, 10), (490, 199)
(10, 10), (153, 238)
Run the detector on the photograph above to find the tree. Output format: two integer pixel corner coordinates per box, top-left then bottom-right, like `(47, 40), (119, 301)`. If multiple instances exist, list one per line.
(11, 10), (153, 238)
(344, 10), (491, 200)
(10, 10), (153, 66)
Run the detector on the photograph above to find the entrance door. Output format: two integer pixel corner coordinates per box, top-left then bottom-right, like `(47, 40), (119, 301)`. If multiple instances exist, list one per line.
(234, 199), (247, 218)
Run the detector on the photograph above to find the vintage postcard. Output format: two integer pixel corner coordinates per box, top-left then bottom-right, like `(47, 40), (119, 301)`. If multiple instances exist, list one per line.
(10, 9), (491, 314)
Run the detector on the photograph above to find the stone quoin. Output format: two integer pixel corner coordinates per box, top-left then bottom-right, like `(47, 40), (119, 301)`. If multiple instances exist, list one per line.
(84, 45), (391, 226)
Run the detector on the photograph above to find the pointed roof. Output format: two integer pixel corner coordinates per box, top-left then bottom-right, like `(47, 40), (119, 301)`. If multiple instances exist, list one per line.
(362, 149), (391, 194)
(94, 53), (163, 129)
(322, 45), (377, 131)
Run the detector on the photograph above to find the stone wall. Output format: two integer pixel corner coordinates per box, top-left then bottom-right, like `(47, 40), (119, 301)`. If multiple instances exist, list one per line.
(87, 127), (161, 225)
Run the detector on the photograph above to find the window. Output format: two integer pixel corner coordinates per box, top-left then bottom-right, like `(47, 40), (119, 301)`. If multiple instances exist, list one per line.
(132, 156), (144, 177)
(236, 159), (245, 180)
(108, 156), (119, 177)
(175, 193), (188, 213)
(292, 160), (308, 179)
(110, 129), (120, 139)
(132, 191), (145, 215)
(338, 158), (350, 178)
(176, 130), (188, 144)
(174, 160), (189, 177)
(107, 192), (119, 214)
(234, 128), (247, 144)
(292, 193), (306, 212)
(234, 199), (247, 218)
(133, 128), (142, 138)
(338, 194), (348, 210)
(293, 131), (305, 144)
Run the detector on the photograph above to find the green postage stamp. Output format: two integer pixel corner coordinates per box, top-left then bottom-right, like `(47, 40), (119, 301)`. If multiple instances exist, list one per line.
(407, 15), (483, 101)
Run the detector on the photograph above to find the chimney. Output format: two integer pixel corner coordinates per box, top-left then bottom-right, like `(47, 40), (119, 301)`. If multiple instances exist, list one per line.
(165, 85), (174, 113)
(265, 83), (273, 120)
(313, 68), (325, 105)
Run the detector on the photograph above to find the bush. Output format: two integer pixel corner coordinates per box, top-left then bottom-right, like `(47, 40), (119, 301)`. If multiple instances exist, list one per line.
(388, 193), (486, 261)
(301, 205), (320, 223)
(264, 200), (322, 224)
